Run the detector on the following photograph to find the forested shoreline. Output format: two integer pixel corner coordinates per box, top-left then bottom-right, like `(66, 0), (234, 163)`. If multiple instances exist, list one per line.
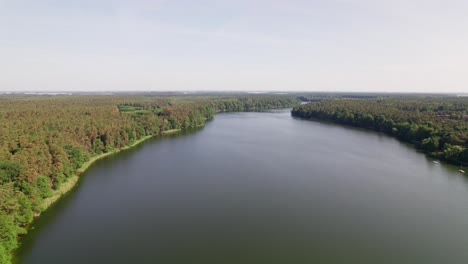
(3, 93), (467, 263)
(0, 94), (300, 263)
(292, 98), (468, 165)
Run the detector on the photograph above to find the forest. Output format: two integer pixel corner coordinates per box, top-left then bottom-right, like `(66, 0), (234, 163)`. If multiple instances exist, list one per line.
(0, 94), (300, 263)
(292, 97), (468, 164)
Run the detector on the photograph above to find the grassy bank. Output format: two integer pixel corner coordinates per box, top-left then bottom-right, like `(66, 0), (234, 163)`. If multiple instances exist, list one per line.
(38, 131), (181, 214)
(2, 95), (300, 263)
(162, 128), (182, 135)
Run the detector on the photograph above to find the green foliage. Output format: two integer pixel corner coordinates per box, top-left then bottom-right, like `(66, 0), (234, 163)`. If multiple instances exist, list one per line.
(421, 136), (440, 152)
(0, 214), (18, 253)
(64, 146), (88, 171)
(444, 144), (464, 160)
(0, 182), (34, 264)
(292, 97), (467, 164)
(14, 194), (33, 227)
(35, 175), (53, 199)
(0, 243), (11, 264)
(0, 93), (299, 261)
(0, 161), (22, 185)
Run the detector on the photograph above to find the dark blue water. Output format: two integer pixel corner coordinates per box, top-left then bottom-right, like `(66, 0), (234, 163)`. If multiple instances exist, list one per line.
(17, 110), (468, 263)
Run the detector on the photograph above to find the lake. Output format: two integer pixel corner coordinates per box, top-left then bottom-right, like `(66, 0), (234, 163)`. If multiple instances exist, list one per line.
(16, 109), (468, 264)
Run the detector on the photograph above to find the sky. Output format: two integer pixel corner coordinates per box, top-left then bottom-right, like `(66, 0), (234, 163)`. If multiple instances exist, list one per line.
(0, 0), (467, 93)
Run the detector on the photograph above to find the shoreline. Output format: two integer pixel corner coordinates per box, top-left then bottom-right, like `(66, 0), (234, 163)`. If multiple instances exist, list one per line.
(15, 127), (190, 263)
(37, 129), (182, 214)
(292, 115), (466, 168)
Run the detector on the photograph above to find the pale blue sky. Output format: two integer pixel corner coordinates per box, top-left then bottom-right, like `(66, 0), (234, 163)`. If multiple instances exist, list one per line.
(1, 0), (467, 92)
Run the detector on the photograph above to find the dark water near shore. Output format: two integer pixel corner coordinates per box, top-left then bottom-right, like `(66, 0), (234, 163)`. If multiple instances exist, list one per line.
(17, 109), (468, 264)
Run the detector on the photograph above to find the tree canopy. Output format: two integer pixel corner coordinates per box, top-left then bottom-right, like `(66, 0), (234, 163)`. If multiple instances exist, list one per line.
(292, 97), (468, 164)
(0, 94), (300, 263)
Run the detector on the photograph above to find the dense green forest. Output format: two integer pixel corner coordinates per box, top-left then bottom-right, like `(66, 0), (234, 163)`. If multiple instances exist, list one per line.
(0, 94), (299, 263)
(292, 97), (468, 164)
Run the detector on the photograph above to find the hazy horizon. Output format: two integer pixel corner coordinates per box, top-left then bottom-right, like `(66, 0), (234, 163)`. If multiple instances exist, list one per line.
(1, 0), (467, 93)
(1, 90), (466, 95)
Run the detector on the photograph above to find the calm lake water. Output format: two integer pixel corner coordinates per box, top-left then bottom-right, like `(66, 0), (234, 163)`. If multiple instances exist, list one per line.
(17, 109), (468, 264)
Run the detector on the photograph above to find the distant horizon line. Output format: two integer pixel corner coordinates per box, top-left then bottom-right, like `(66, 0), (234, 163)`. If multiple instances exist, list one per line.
(0, 90), (466, 95)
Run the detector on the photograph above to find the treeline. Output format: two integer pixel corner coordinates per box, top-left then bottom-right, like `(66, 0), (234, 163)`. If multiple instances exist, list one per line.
(0, 94), (300, 263)
(292, 98), (468, 164)
(209, 96), (299, 112)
